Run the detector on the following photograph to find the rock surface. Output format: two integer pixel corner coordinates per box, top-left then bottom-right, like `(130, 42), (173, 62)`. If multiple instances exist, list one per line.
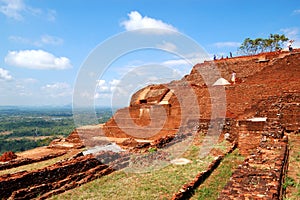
(0, 50), (299, 199)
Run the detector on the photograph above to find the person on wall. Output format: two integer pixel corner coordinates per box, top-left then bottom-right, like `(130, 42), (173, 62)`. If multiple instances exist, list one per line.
(231, 70), (236, 84)
(288, 40), (294, 52)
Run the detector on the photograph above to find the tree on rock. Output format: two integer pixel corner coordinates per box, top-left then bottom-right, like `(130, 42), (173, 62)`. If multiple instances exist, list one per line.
(239, 34), (289, 55)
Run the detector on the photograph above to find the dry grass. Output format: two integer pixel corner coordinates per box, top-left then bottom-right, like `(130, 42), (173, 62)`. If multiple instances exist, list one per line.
(51, 137), (233, 200)
(0, 131), (12, 136)
(51, 155), (215, 200)
(5, 135), (62, 141)
(0, 149), (80, 176)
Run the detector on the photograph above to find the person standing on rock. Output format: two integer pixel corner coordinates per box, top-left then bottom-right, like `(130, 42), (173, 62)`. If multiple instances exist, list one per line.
(288, 40), (294, 52)
(231, 71), (236, 84)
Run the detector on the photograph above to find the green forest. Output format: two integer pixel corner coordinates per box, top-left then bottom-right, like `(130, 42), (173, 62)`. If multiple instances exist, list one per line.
(0, 106), (113, 155)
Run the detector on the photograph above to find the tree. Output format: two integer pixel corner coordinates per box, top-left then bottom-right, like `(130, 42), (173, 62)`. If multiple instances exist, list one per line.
(269, 34), (289, 51)
(238, 34), (289, 55)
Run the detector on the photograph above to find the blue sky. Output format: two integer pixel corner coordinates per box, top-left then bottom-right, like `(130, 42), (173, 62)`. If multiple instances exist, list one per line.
(0, 0), (299, 107)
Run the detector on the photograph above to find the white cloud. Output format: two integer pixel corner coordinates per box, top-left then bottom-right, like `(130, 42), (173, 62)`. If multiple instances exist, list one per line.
(9, 35), (64, 47)
(281, 27), (300, 48)
(96, 79), (109, 92)
(9, 35), (29, 43)
(22, 78), (38, 84)
(42, 82), (70, 90)
(5, 50), (72, 70)
(41, 82), (72, 98)
(94, 93), (111, 100)
(292, 9), (300, 15)
(38, 35), (63, 46)
(0, 0), (25, 20)
(26, 6), (42, 16)
(109, 79), (120, 92)
(0, 76), (38, 101)
(212, 42), (241, 48)
(95, 79), (120, 94)
(0, 0), (56, 21)
(160, 58), (197, 76)
(47, 9), (56, 22)
(109, 79), (120, 86)
(0, 77), (73, 105)
(0, 68), (13, 81)
(96, 79), (106, 86)
(281, 27), (299, 38)
(156, 41), (177, 51)
(94, 79), (122, 100)
(161, 52), (209, 69)
(121, 11), (178, 33)
(162, 59), (189, 67)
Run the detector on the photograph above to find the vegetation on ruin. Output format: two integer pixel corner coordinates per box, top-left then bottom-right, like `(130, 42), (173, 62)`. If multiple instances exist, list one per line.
(284, 134), (300, 200)
(1, 49), (299, 199)
(239, 34), (289, 55)
(51, 139), (233, 199)
(192, 149), (244, 200)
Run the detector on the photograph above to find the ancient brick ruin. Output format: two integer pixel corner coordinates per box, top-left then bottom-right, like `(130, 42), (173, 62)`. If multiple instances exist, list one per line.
(0, 50), (299, 199)
(0, 151), (17, 162)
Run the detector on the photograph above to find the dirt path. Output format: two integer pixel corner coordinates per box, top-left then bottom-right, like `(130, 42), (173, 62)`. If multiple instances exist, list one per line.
(16, 146), (66, 159)
(0, 131), (12, 135)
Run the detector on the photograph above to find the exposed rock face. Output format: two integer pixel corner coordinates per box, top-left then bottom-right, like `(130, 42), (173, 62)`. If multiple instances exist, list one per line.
(121, 137), (139, 147)
(101, 50), (299, 199)
(0, 50), (299, 199)
(0, 152), (130, 200)
(218, 124), (289, 200)
(103, 50), (300, 141)
(48, 130), (84, 149)
(0, 151), (66, 171)
(0, 151), (17, 162)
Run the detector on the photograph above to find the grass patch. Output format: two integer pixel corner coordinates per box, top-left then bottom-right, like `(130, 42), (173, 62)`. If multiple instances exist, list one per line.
(284, 134), (300, 200)
(295, 151), (300, 162)
(183, 145), (200, 160)
(213, 140), (228, 151)
(148, 147), (157, 153)
(283, 176), (296, 189)
(51, 155), (215, 200)
(52, 138), (233, 199)
(191, 149), (244, 200)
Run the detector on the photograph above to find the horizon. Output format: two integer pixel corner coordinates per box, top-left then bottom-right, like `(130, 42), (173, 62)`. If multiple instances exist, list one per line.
(1, 0), (300, 107)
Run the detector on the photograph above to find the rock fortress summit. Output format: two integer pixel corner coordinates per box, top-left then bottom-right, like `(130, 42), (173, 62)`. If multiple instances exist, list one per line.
(0, 49), (299, 199)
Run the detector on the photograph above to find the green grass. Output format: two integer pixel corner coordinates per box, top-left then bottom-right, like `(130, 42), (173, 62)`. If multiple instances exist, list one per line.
(283, 176), (299, 200)
(148, 147), (157, 153)
(191, 149), (244, 200)
(51, 155), (215, 199)
(184, 145), (200, 160)
(295, 151), (300, 162)
(283, 176), (296, 190)
(51, 140), (233, 200)
(213, 140), (228, 151)
(284, 134), (300, 200)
